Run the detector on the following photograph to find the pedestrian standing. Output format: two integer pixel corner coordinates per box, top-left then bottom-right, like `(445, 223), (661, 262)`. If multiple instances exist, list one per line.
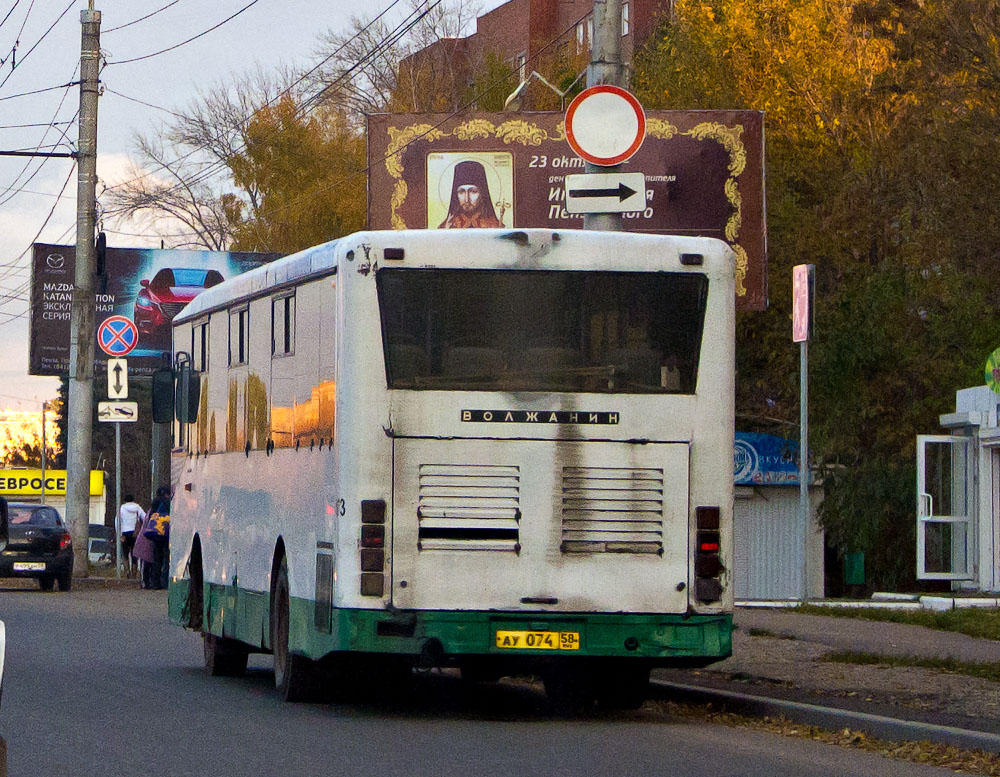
(116, 494), (146, 579)
(132, 511), (156, 589)
(145, 486), (171, 591)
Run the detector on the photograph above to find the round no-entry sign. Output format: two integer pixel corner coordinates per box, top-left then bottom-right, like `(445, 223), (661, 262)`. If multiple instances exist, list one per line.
(565, 85), (646, 166)
(97, 315), (138, 357)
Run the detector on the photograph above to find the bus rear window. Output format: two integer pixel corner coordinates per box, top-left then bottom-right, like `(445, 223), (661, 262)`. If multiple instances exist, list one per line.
(376, 269), (708, 393)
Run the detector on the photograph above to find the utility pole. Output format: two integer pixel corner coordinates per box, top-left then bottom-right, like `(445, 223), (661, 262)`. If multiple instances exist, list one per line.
(584, 0), (625, 232)
(65, 5), (101, 578)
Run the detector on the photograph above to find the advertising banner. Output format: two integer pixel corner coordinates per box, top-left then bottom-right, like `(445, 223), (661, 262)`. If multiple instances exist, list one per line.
(367, 110), (767, 310)
(734, 432), (805, 486)
(29, 244), (281, 376)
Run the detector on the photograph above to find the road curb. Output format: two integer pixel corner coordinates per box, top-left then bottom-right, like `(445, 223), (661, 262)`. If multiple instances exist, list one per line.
(651, 680), (1000, 754)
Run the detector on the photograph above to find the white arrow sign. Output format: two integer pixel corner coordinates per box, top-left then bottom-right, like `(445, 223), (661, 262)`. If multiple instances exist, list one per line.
(98, 401), (138, 423)
(107, 358), (128, 399)
(565, 173), (647, 214)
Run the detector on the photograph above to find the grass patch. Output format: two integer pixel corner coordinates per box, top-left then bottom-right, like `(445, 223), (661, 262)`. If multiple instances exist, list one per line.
(797, 604), (1000, 641)
(747, 627), (797, 640)
(824, 650), (1000, 682)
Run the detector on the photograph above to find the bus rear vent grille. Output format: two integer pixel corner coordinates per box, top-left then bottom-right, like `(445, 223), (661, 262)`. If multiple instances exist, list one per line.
(417, 463), (520, 551)
(561, 466), (664, 554)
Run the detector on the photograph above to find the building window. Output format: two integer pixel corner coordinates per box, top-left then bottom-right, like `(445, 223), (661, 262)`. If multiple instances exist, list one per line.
(587, 18), (593, 46)
(229, 305), (249, 366)
(272, 293), (295, 357)
(516, 53), (527, 83)
(191, 320), (209, 372)
(622, 2), (630, 35)
(576, 22), (585, 52)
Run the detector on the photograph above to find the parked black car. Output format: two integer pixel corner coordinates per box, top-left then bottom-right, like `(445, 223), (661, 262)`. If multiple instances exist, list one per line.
(0, 503), (72, 591)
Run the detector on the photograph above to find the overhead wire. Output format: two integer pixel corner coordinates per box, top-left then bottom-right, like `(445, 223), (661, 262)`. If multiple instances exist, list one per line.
(240, 9), (590, 229)
(105, 0), (262, 65)
(102, 87), (186, 119)
(103, 0), (181, 34)
(101, 0), (411, 197)
(0, 80), (79, 101)
(0, 161), (75, 296)
(0, 63), (79, 203)
(0, 120), (73, 129)
(0, 0), (74, 93)
(106, 0), (429, 202)
(0, 0), (22, 36)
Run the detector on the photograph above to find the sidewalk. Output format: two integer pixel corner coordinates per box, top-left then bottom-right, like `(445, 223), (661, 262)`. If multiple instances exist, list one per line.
(653, 605), (1000, 751)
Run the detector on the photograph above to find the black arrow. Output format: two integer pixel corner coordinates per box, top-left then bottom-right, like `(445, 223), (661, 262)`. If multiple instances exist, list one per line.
(112, 362), (123, 394)
(568, 182), (637, 201)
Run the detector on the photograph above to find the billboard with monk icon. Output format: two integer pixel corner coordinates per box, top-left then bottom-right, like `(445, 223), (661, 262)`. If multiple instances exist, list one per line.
(368, 111), (767, 310)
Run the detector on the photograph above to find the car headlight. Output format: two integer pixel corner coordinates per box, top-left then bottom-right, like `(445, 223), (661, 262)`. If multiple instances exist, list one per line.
(135, 292), (153, 309)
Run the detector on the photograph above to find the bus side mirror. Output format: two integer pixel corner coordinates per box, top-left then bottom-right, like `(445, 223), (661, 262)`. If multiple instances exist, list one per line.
(152, 369), (175, 424)
(175, 364), (201, 424)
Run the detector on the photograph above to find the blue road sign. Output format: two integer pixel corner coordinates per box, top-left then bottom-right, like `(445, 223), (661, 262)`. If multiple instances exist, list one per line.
(97, 315), (138, 357)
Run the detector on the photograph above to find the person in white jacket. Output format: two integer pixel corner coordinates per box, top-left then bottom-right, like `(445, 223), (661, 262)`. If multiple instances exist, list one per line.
(116, 494), (146, 578)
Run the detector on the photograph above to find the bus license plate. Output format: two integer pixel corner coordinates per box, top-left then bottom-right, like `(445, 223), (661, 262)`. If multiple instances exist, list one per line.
(495, 630), (580, 650)
(13, 562), (45, 571)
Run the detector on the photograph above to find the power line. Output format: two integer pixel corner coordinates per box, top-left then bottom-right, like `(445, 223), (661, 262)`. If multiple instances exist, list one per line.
(243, 9), (590, 230)
(0, 161), (75, 294)
(103, 87), (186, 119)
(106, 0), (262, 65)
(0, 120), (73, 129)
(109, 0), (431, 206)
(103, 0), (181, 34)
(102, 0), (411, 195)
(0, 0), (23, 36)
(0, 0), (75, 93)
(0, 80), (79, 101)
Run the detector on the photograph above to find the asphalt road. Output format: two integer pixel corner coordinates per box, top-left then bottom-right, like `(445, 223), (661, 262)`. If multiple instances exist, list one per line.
(0, 587), (959, 777)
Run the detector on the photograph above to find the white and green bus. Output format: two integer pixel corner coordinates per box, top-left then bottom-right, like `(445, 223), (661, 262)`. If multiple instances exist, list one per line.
(165, 227), (734, 707)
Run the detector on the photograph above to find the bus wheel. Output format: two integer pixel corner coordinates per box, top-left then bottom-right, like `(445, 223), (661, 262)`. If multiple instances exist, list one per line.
(186, 543), (204, 631)
(543, 664), (595, 713)
(595, 663), (650, 710)
(203, 633), (249, 677)
(271, 558), (318, 702)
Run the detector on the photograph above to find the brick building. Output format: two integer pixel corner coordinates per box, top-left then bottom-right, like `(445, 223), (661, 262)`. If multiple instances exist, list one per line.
(398, 0), (670, 110)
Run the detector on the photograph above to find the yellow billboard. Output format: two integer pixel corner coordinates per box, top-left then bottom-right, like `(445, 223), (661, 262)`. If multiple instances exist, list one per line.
(0, 469), (103, 497)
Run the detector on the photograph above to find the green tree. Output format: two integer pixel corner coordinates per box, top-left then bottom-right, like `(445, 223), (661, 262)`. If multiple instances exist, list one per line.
(225, 97), (366, 253)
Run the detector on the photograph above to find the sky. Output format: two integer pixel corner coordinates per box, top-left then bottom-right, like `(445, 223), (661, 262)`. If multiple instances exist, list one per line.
(0, 0), (500, 409)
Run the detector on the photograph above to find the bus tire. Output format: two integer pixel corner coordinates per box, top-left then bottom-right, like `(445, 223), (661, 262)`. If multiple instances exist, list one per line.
(203, 633), (249, 677)
(595, 663), (650, 710)
(185, 541), (204, 631)
(271, 558), (318, 702)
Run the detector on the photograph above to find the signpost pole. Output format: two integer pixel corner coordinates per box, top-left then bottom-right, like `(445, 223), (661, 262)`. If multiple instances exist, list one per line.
(115, 420), (121, 581)
(40, 402), (46, 506)
(584, 0), (624, 233)
(792, 264), (815, 602)
(799, 336), (808, 601)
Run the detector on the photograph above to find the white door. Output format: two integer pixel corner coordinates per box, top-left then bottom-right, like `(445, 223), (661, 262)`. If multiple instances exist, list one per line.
(916, 435), (974, 580)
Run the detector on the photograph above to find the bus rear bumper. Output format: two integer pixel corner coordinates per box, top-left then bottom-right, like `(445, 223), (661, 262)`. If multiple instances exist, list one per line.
(170, 578), (732, 665)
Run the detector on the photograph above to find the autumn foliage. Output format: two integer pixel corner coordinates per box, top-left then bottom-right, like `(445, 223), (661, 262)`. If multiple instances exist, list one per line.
(635, 0), (1000, 589)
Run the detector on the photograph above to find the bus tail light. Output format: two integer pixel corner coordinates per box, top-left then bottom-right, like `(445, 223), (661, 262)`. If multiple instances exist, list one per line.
(360, 500), (386, 597)
(695, 506), (724, 603)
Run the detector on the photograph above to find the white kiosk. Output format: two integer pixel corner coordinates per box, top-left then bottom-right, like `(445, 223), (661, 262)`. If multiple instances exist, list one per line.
(918, 386), (1000, 591)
